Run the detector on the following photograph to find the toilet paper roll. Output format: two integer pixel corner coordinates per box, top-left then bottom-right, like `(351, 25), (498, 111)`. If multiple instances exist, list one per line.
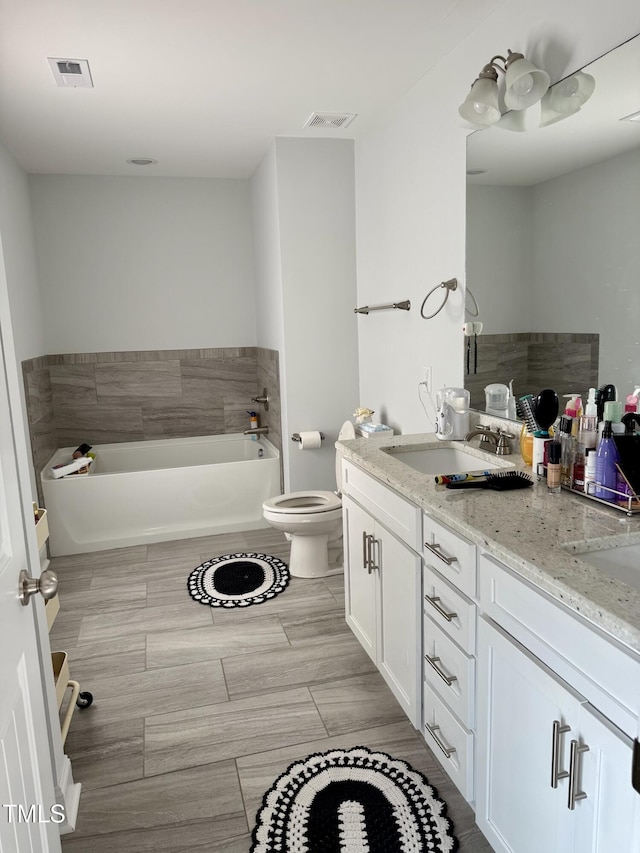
(297, 431), (322, 450)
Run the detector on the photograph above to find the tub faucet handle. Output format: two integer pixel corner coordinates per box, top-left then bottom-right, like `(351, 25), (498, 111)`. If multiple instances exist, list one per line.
(251, 388), (269, 411)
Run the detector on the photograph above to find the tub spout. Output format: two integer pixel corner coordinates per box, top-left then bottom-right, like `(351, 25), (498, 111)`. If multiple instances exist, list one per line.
(244, 426), (269, 436)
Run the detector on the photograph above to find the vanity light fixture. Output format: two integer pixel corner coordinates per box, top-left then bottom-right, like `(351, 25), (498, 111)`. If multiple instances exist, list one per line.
(459, 49), (550, 129)
(540, 72), (596, 127)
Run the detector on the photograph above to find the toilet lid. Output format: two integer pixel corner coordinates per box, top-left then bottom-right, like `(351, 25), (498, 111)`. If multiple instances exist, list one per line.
(264, 490), (342, 514)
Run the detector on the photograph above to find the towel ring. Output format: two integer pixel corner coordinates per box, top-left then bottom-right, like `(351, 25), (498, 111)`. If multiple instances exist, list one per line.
(465, 286), (479, 317)
(420, 278), (458, 320)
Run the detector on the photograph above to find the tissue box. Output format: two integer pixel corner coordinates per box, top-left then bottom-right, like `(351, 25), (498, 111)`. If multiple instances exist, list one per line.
(356, 423), (394, 438)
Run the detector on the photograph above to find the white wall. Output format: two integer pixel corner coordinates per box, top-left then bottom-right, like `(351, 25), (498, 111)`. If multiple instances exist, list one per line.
(251, 138), (359, 492)
(532, 148), (640, 393)
(275, 138), (359, 492)
(0, 140), (47, 496)
(355, 0), (640, 434)
(466, 186), (533, 334)
(0, 141), (46, 364)
(30, 175), (257, 353)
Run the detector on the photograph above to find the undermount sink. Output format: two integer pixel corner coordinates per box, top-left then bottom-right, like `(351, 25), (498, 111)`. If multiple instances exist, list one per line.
(382, 442), (514, 476)
(564, 542), (640, 592)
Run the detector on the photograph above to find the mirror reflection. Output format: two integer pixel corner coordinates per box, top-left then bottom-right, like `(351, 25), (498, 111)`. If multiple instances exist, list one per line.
(465, 34), (640, 418)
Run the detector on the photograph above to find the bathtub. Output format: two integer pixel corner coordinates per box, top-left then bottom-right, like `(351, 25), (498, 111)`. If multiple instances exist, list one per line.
(41, 434), (281, 556)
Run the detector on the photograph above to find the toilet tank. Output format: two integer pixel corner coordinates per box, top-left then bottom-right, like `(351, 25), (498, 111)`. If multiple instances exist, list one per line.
(335, 420), (356, 489)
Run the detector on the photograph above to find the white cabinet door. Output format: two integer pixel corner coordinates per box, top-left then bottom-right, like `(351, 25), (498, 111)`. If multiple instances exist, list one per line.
(573, 703), (640, 852)
(343, 495), (376, 663)
(377, 524), (421, 727)
(343, 494), (421, 726)
(477, 618), (579, 853)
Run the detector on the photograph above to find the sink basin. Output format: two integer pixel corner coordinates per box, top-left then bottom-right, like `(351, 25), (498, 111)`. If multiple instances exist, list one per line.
(565, 542), (640, 591)
(382, 443), (514, 476)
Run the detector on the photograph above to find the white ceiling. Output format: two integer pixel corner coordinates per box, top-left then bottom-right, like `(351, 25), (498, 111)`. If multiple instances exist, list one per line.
(0, 0), (500, 178)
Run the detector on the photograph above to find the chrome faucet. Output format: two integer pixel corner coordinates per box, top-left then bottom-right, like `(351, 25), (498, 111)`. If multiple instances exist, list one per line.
(464, 424), (513, 456)
(244, 426), (269, 436)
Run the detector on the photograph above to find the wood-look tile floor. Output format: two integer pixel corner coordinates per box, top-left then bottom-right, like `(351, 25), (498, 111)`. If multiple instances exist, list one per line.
(51, 528), (493, 852)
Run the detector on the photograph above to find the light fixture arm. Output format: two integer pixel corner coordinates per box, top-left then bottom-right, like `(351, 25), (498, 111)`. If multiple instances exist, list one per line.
(471, 50), (523, 87)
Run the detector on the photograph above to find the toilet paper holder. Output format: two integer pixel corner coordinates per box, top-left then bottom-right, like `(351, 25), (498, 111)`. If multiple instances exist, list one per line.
(291, 432), (325, 443)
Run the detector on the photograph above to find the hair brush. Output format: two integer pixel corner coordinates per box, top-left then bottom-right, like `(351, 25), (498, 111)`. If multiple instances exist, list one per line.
(445, 471), (534, 491)
(516, 395), (540, 434)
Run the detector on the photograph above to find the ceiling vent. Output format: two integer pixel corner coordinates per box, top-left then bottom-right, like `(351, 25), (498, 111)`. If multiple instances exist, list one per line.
(48, 58), (93, 88)
(304, 112), (357, 130)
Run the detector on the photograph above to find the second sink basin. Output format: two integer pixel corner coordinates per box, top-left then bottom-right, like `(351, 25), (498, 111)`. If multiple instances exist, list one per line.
(564, 541), (640, 592)
(382, 442), (514, 476)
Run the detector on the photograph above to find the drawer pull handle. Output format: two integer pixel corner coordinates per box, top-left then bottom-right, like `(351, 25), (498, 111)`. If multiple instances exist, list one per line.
(550, 720), (571, 788)
(362, 531), (369, 572)
(424, 654), (458, 687)
(425, 722), (456, 759)
(567, 739), (589, 810)
(424, 594), (457, 623)
(424, 541), (458, 566)
(369, 536), (379, 573)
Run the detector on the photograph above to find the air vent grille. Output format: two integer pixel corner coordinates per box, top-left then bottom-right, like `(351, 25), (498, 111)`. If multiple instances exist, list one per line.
(304, 112), (357, 130)
(48, 57), (93, 88)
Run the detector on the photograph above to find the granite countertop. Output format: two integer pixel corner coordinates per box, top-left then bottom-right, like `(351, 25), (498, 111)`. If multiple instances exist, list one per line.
(337, 432), (640, 656)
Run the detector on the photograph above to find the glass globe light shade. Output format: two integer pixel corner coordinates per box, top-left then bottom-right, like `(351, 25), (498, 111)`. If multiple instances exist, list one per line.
(458, 77), (501, 127)
(504, 54), (550, 110)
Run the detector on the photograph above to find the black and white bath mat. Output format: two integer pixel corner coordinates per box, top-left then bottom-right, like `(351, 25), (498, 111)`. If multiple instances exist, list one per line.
(187, 552), (290, 608)
(250, 746), (458, 853)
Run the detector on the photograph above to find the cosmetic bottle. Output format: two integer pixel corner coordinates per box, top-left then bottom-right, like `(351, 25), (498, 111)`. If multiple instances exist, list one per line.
(247, 410), (259, 440)
(572, 444), (586, 492)
(594, 421), (621, 502)
(579, 397), (598, 452)
(558, 416), (575, 487)
(584, 449), (596, 496)
(546, 442), (562, 493)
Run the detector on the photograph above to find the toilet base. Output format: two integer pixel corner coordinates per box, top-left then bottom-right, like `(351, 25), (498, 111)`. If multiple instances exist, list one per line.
(289, 532), (340, 579)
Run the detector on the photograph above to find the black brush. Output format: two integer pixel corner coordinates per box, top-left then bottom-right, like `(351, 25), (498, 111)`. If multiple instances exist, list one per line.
(516, 395), (540, 434)
(446, 471), (534, 491)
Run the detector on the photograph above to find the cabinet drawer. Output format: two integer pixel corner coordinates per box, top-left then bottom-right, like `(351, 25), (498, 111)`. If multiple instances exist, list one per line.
(424, 614), (475, 729)
(423, 684), (474, 802)
(423, 513), (476, 597)
(423, 564), (476, 654)
(341, 460), (421, 551)
(479, 552), (640, 737)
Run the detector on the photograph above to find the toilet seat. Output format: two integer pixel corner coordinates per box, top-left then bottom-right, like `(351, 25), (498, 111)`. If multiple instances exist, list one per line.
(263, 490), (341, 515)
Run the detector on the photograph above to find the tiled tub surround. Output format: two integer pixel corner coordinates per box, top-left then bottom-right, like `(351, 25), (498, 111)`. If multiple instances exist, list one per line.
(337, 432), (640, 655)
(22, 346), (281, 505)
(464, 332), (599, 411)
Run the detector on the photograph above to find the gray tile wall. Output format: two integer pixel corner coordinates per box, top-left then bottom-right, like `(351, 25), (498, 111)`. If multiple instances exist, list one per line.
(22, 347), (282, 506)
(464, 332), (599, 410)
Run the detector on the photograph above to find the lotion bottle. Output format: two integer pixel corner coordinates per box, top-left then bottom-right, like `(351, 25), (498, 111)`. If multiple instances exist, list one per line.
(594, 421), (621, 502)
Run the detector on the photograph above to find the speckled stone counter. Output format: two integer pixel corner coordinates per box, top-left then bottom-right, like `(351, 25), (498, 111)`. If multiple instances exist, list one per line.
(337, 432), (640, 655)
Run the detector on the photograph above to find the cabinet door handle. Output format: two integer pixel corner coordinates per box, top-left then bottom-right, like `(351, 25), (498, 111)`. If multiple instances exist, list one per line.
(424, 541), (458, 566)
(567, 739), (589, 810)
(362, 531), (370, 571)
(369, 536), (379, 572)
(551, 720), (571, 788)
(424, 654), (458, 687)
(425, 722), (457, 759)
(424, 594), (457, 623)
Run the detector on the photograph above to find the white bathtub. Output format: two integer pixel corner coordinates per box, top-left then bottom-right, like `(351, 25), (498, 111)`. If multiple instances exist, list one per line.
(41, 434), (281, 556)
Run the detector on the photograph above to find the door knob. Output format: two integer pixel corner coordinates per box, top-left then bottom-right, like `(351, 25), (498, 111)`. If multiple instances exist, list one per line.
(19, 568), (58, 606)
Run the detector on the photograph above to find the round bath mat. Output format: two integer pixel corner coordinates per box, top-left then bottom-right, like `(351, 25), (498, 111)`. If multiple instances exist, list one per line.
(250, 746), (458, 853)
(187, 552), (290, 608)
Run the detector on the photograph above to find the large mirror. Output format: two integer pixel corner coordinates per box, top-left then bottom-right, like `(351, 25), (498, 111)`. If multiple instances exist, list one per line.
(465, 34), (640, 416)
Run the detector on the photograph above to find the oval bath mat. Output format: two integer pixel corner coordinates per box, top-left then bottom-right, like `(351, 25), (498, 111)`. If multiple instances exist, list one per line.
(187, 552), (290, 608)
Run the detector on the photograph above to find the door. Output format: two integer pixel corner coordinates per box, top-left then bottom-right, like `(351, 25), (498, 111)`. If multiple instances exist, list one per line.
(0, 256), (61, 851)
(476, 618), (579, 853)
(377, 525), (421, 726)
(343, 496), (376, 663)
(573, 702), (640, 852)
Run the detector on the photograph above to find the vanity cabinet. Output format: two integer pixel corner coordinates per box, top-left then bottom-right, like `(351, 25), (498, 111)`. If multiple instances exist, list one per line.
(422, 513), (477, 801)
(476, 555), (640, 853)
(341, 461), (421, 726)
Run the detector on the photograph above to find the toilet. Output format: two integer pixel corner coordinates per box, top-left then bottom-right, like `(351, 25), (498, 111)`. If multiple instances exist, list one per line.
(262, 420), (357, 578)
